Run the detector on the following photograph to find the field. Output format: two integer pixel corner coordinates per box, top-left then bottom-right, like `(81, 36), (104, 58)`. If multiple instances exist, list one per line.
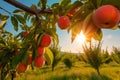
(14, 61), (120, 80)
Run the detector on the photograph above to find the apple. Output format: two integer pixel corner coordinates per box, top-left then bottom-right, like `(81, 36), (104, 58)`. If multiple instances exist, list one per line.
(40, 34), (52, 47)
(67, 7), (79, 17)
(58, 16), (70, 29)
(37, 46), (45, 56)
(17, 62), (28, 73)
(15, 49), (20, 55)
(93, 5), (120, 29)
(22, 31), (29, 37)
(27, 54), (32, 65)
(34, 56), (45, 67)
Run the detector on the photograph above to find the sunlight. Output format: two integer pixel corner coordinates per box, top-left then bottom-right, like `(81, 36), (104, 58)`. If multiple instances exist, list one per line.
(76, 31), (86, 44)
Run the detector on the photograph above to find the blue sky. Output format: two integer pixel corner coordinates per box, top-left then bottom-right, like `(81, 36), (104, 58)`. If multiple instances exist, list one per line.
(0, 0), (120, 53)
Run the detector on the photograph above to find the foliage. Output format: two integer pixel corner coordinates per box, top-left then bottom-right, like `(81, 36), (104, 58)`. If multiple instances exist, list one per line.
(0, 0), (120, 79)
(82, 41), (103, 75)
(111, 47), (120, 64)
(50, 46), (63, 71)
(62, 58), (73, 69)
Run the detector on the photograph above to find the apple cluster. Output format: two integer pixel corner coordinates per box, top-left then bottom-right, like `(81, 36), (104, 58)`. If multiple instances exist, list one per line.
(58, 5), (120, 30)
(57, 5), (120, 41)
(17, 34), (52, 73)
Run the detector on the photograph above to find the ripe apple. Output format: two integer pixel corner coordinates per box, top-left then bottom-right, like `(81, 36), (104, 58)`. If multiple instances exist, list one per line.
(22, 31), (29, 37)
(93, 5), (120, 29)
(58, 16), (70, 29)
(40, 34), (52, 47)
(27, 54), (32, 65)
(34, 56), (45, 67)
(17, 62), (28, 73)
(37, 46), (45, 56)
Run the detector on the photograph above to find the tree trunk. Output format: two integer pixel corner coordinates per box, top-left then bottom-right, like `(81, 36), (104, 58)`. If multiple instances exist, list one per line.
(96, 68), (103, 80)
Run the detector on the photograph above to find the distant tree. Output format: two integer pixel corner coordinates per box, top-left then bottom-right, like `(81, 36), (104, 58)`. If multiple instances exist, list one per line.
(111, 47), (120, 64)
(82, 42), (103, 76)
(62, 57), (73, 69)
(50, 46), (63, 71)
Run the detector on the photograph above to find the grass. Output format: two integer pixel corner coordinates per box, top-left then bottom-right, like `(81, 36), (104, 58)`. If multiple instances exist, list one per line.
(14, 61), (120, 80)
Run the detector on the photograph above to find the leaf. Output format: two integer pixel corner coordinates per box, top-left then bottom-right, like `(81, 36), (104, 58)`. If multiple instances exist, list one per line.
(11, 16), (18, 31)
(12, 48), (27, 68)
(111, 25), (118, 30)
(59, 0), (71, 7)
(103, 0), (120, 9)
(0, 20), (7, 29)
(13, 9), (24, 14)
(65, 1), (83, 15)
(82, 12), (99, 41)
(0, 40), (5, 45)
(45, 48), (54, 65)
(40, 0), (47, 9)
(14, 15), (25, 24)
(93, 29), (103, 41)
(0, 14), (9, 20)
(71, 21), (83, 42)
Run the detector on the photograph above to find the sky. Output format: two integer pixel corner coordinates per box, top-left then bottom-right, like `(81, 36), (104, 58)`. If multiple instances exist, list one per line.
(0, 0), (120, 53)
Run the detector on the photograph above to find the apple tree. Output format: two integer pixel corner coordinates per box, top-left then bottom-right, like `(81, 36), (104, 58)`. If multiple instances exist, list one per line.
(0, 0), (120, 80)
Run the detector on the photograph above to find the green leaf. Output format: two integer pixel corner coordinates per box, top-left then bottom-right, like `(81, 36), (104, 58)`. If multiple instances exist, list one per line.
(0, 20), (7, 29)
(45, 48), (54, 65)
(59, 0), (71, 7)
(0, 40), (5, 45)
(14, 15), (25, 24)
(39, 0), (47, 9)
(65, 1), (83, 15)
(11, 16), (18, 31)
(12, 47), (28, 68)
(13, 9), (24, 14)
(0, 14), (9, 20)
(103, 0), (120, 9)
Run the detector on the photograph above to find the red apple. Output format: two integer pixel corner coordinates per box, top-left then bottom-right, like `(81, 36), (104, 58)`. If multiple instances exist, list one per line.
(34, 56), (45, 67)
(67, 7), (79, 17)
(37, 46), (45, 56)
(17, 62), (28, 73)
(93, 5), (120, 29)
(40, 34), (52, 47)
(27, 54), (32, 65)
(22, 31), (29, 37)
(58, 16), (70, 29)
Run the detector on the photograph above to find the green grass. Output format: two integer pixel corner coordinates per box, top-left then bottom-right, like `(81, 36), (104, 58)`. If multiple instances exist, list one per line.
(14, 61), (120, 80)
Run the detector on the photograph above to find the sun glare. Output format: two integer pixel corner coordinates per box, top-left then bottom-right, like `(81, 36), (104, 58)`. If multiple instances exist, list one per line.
(76, 31), (86, 44)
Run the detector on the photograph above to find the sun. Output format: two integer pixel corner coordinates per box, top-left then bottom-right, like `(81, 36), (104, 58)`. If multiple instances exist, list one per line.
(76, 31), (86, 44)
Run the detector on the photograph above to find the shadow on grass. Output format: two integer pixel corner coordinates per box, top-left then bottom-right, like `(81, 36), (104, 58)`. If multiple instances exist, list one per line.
(87, 73), (112, 80)
(48, 72), (112, 80)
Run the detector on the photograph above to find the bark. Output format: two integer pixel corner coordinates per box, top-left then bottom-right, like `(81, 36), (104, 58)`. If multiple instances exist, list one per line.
(4, 0), (52, 15)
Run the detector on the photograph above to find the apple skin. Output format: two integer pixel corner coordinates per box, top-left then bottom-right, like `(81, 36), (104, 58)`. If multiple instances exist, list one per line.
(27, 54), (32, 65)
(40, 34), (52, 47)
(67, 8), (79, 17)
(37, 46), (45, 56)
(34, 56), (45, 67)
(93, 5), (120, 29)
(58, 16), (70, 29)
(17, 62), (28, 73)
(22, 31), (29, 37)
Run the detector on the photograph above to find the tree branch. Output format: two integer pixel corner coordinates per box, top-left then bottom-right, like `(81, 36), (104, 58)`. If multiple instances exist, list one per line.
(4, 0), (52, 15)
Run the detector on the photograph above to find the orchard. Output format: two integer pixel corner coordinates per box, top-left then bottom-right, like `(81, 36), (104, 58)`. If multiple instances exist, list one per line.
(0, 0), (120, 80)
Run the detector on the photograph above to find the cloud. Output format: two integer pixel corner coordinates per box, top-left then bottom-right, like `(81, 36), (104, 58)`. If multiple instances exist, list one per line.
(106, 35), (112, 39)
